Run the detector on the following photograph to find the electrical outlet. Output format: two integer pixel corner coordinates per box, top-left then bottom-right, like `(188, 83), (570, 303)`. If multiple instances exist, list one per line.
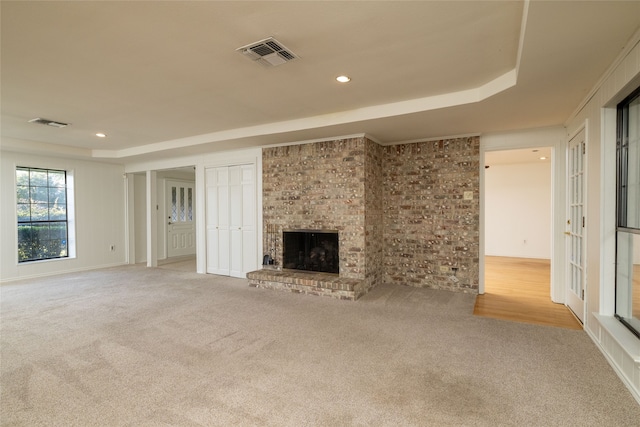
(463, 191), (473, 200)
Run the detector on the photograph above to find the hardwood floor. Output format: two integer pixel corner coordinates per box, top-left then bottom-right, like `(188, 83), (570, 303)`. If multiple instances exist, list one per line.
(474, 256), (582, 330)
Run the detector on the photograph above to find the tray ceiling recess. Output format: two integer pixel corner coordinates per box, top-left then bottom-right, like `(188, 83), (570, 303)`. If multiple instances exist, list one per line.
(236, 37), (299, 68)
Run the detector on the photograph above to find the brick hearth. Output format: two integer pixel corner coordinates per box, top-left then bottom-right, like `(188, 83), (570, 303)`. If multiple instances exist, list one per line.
(247, 269), (364, 300)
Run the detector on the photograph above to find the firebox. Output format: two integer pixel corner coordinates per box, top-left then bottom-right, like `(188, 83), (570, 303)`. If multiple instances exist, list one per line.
(283, 230), (339, 274)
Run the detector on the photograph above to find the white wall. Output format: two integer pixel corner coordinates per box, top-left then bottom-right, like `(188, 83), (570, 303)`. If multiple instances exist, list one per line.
(485, 161), (551, 259)
(564, 30), (640, 403)
(0, 150), (126, 282)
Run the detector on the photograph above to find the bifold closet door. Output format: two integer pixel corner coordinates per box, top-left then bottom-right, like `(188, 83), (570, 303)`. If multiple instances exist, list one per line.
(206, 167), (230, 275)
(206, 164), (257, 277)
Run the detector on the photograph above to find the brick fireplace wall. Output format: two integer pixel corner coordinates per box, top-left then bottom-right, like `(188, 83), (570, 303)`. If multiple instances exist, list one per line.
(383, 137), (480, 292)
(257, 135), (479, 298)
(261, 137), (383, 297)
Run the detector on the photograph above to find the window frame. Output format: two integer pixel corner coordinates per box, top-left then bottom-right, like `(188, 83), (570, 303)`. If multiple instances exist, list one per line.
(16, 166), (70, 263)
(615, 85), (640, 339)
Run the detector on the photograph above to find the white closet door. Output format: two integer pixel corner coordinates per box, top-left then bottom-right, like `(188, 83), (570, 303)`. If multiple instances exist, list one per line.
(206, 163), (257, 278)
(206, 167), (230, 275)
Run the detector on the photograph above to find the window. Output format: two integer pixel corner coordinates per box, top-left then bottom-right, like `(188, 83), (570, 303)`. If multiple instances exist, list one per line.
(16, 167), (69, 263)
(616, 86), (640, 338)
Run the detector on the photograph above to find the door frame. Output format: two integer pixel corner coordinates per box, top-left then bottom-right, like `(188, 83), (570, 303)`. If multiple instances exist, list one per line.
(479, 127), (567, 303)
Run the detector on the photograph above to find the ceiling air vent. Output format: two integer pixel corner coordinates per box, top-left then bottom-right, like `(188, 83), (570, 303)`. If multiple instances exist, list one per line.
(236, 37), (299, 68)
(28, 118), (69, 128)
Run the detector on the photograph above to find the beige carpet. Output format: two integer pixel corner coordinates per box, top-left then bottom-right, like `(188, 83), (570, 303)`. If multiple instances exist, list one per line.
(157, 256), (197, 272)
(1, 265), (639, 426)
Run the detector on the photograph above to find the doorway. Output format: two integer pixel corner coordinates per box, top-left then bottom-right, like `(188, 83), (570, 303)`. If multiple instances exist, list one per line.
(480, 148), (562, 325)
(130, 167), (196, 271)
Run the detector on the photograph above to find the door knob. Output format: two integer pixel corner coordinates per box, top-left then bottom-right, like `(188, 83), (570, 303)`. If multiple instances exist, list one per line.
(564, 231), (571, 235)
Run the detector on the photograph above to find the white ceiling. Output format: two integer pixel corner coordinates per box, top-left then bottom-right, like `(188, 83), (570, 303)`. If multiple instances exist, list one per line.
(1, 1), (639, 163)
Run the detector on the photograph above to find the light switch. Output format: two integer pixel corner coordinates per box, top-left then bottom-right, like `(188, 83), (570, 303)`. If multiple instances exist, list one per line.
(463, 191), (473, 200)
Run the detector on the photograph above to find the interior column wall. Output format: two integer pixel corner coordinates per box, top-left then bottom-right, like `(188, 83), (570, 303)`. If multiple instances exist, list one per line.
(133, 174), (147, 263)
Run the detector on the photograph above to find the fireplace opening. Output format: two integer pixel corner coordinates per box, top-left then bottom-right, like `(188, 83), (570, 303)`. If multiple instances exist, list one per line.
(283, 230), (339, 274)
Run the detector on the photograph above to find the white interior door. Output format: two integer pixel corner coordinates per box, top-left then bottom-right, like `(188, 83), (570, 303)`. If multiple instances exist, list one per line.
(566, 130), (586, 322)
(166, 180), (196, 258)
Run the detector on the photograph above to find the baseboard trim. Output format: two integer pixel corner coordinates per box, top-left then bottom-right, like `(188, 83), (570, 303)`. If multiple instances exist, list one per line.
(0, 262), (128, 284)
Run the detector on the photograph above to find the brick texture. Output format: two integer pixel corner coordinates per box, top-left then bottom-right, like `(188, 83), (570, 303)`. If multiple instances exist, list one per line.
(256, 135), (479, 298)
(261, 137), (383, 298)
(383, 138), (480, 292)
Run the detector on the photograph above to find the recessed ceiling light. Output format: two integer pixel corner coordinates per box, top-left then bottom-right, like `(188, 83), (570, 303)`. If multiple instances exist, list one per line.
(96, 133), (107, 138)
(336, 75), (351, 83)
(539, 156), (547, 160)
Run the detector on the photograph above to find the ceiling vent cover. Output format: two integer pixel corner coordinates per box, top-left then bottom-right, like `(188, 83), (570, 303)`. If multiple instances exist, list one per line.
(236, 37), (299, 67)
(28, 118), (69, 128)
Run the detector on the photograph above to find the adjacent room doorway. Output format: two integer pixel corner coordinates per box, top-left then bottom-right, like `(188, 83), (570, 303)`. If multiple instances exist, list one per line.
(477, 147), (578, 327)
